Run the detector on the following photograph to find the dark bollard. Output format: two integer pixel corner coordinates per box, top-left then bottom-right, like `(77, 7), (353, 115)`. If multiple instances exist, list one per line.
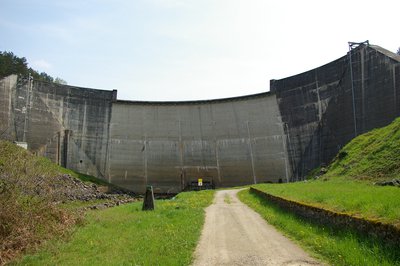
(142, 185), (155, 211)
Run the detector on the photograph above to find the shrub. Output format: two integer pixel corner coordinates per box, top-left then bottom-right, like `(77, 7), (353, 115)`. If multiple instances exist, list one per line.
(0, 141), (79, 264)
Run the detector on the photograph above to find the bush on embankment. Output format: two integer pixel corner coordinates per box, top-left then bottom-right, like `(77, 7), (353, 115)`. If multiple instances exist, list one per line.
(0, 141), (79, 265)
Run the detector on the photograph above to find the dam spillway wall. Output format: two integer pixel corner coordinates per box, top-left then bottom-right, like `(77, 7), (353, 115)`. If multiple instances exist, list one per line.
(1, 44), (399, 193)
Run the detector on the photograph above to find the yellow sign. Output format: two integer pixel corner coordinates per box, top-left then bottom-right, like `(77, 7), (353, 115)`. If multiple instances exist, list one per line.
(198, 178), (203, 186)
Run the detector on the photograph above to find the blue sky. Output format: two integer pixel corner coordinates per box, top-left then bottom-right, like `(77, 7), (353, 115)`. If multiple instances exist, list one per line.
(1, 0), (399, 101)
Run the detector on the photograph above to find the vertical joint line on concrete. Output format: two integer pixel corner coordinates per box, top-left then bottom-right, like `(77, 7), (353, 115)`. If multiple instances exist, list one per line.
(178, 120), (183, 167)
(22, 74), (33, 142)
(314, 72), (322, 122)
(197, 107), (205, 168)
(360, 50), (365, 132)
(178, 120), (184, 190)
(144, 134), (148, 185)
(246, 121), (256, 184)
(57, 131), (61, 165)
(105, 99), (112, 183)
(284, 122), (297, 181)
(315, 74), (323, 166)
(348, 44), (358, 138)
(280, 122), (290, 183)
(63, 130), (70, 168)
(213, 121), (221, 183)
(393, 65), (397, 114)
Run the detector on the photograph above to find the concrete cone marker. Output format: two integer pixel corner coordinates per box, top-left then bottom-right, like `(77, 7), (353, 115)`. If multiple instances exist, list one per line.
(142, 185), (155, 211)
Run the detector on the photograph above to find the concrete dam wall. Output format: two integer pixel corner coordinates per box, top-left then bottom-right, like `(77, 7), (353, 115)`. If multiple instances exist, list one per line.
(272, 44), (400, 179)
(1, 44), (399, 193)
(0, 76), (115, 179)
(109, 96), (288, 192)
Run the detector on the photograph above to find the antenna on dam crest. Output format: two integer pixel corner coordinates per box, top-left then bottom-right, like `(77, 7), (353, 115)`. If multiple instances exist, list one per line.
(348, 40), (369, 49)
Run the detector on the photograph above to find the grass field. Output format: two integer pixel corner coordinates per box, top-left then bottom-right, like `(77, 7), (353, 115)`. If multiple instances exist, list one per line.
(252, 180), (400, 225)
(238, 189), (400, 266)
(16, 190), (214, 266)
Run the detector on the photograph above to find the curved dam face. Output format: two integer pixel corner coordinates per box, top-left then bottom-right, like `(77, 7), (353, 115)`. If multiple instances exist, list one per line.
(109, 95), (288, 192)
(1, 44), (399, 193)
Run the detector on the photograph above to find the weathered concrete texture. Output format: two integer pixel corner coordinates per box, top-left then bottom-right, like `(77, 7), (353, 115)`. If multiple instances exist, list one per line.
(109, 95), (288, 193)
(0, 75), (17, 140)
(1, 44), (399, 193)
(0, 77), (114, 179)
(272, 44), (400, 180)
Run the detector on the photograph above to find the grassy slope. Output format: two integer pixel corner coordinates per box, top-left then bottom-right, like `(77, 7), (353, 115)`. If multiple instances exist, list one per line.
(0, 140), (65, 181)
(326, 117), (400, 181)
(252, 117), (400, 226)
(0, 139), (112, 186)
(17, 190), (214, 266)
(0, 141), (77, 264)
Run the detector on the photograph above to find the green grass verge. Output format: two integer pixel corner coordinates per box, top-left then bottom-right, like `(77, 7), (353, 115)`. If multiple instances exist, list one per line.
(16, 190), (214, 266)
(252, 181), (400, 225)
(238, 189), (400, 266)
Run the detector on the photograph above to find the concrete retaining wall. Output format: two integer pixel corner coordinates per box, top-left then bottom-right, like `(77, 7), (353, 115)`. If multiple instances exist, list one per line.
(250, 187), (400, 245)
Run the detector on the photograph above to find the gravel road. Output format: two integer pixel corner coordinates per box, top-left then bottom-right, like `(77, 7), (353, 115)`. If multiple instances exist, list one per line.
(192, 189), (322, 266)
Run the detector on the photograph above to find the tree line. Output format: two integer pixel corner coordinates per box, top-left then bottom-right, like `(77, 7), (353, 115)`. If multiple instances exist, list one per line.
(0, 51), (67, 84)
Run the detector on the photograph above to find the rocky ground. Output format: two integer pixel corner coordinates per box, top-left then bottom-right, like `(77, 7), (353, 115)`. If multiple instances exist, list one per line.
(374, 179), (400, 187)
(34, 174), (140, 209)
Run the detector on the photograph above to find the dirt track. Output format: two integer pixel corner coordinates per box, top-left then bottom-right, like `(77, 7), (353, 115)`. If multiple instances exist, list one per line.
(192, 189), (321, 266)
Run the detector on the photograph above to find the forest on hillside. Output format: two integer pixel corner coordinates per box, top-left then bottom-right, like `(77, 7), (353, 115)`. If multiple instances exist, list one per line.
(0, 51), (66, 84)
